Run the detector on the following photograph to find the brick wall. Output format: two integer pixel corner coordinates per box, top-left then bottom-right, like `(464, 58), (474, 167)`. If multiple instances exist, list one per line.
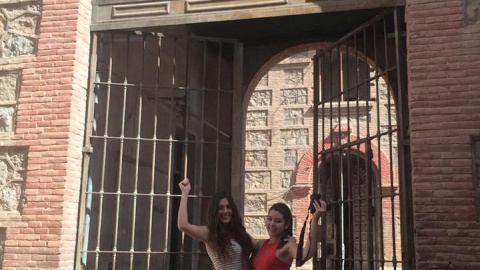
(1, 0), (91, 269)
(406, 0), (480, 269)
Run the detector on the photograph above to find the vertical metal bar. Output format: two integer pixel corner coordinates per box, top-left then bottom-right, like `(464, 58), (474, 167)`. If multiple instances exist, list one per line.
(112, 33), (131, 270)
(344, 41), (354, 270)
(361, 27), (375, 270)
(146, 34), (162, 270)
(394, 7), (415, 269)
(373, 19), (386, 270)
(191, 39), (206, 270)
(352, 32), (363, 270)
(231, 40), (244, 210)
(129, 35), (146, 270)
(93, 33), (113, 270)
(337, 45), (345, 269)
(382, 13), (397, 270)
(75, 31), (98, 270)
(215, 42), (222, 192)
(180, 37), (191, 270)
(312, 50), (319, 269)
(197, 40), (207, 212)
(183, 38), (191, 180)
(165, 36), (178, 255)
(337, 47), (345, 143)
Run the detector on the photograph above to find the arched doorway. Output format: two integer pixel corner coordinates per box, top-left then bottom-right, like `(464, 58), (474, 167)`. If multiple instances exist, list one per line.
(242, 8), (410, 270)
(76, 5), (414, 270)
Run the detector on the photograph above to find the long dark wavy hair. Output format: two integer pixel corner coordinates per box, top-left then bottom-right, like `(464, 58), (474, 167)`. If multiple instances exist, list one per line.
(268, 203), (293, 250)
(207, 191), (254, 263)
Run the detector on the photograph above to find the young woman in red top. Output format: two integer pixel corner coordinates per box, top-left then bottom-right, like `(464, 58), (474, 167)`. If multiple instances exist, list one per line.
(252, 201), (326, 270)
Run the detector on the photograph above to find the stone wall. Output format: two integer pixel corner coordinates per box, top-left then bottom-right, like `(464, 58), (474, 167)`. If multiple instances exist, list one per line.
(0, 0), (91, 269)
(0, 1), (40, 267)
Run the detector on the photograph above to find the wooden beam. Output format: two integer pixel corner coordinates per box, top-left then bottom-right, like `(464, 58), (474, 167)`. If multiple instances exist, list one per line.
(92, 0), (405, 31)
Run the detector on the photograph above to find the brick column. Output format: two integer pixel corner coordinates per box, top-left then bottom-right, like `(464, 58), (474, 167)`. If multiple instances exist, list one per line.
(2, 0), (91, 268)
(406, 0), (480, 269)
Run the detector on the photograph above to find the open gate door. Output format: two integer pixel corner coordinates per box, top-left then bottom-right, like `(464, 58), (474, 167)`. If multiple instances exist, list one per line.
(76, 31), (243, 270)
(312, 8), (414, 270)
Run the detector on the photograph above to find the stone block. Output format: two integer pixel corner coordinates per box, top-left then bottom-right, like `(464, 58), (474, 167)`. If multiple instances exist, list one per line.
(280, 170), (292, 188)
(246, 110), (268, 127)
(284, 149), (298, 167)
(245, 150), (267, 167)
(244, 216), (267, 236)
(280, 88), (308, 105)
(284, 108), (304, 125)
(249, 90), (271, 107)
(0, 148), (27, 215)
(465, 0), (480, 26)
(246, 130), (271, 147)
(0, 3), (40, 58)
(284, 68), (303, 86)
(280, 128), (308, 146)
(245, 193), (267, 213)
(245, 171), (271, 189)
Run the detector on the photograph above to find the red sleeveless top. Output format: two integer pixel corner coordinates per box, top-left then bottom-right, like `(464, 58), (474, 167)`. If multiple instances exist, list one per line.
(253, 241), (291, 270)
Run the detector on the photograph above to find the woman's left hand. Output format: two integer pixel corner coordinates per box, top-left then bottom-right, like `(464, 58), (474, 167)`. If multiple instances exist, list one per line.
(312, 199), (327, 218)
(284, 235), (297, 244)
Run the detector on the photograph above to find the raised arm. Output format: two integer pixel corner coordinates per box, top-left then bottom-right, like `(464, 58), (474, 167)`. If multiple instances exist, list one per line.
(301, 199), (326, 261)
(286, 199), (326, 262)
(177, 178), (209, 243)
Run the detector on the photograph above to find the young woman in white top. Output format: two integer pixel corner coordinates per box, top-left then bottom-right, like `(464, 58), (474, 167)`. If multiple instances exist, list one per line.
(177, 178), (254, 270)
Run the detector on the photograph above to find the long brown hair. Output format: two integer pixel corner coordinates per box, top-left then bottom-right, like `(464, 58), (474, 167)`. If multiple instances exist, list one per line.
(207, 191), (254, 262)
(268, 203), (293, 250)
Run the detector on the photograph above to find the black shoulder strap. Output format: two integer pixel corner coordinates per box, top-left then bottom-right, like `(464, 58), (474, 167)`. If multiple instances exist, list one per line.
(295, 212), (312, 267)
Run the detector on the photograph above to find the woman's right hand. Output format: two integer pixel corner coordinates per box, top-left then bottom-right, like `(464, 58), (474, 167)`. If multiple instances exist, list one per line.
(179, 178), (191, 194)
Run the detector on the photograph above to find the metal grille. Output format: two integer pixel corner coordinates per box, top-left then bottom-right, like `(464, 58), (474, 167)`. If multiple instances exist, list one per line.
(76, 31), (239, 270)
(312, 8), (414, 270)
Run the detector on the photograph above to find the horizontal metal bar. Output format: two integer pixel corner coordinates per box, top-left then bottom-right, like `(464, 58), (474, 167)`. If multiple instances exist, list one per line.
(85, 192), (213, 198)
(315, 67), (396, 104)
(94, 81), (235, 94)
(102, 29), (239, 44)
(318, 128), (399, 155)
(321, 258), (403, 263)
(326, 191), (401, 205)
(83, 250), (208, 255)
(89, 136), (233, 144)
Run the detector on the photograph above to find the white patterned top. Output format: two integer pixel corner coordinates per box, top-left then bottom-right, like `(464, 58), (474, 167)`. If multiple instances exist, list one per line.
(207, 240), (249, 270)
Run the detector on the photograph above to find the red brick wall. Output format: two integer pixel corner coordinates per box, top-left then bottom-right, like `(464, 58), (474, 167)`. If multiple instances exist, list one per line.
(2, 0), (91, 268)
(406, 0), (480, 269)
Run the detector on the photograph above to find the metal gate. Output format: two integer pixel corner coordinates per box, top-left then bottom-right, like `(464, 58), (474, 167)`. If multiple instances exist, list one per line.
(75, 31), (242, 270)
(312, 8), (414, 270)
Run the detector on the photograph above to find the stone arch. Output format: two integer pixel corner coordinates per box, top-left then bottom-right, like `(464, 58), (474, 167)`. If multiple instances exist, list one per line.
(290, 124), (396, 235)
(241, 41), (399, 238)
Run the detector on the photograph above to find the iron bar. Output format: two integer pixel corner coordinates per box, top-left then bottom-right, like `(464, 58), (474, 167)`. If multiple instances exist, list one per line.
(373, 19), (386, 270)
(94, 32), (113, 270)
(312, 48), (319, 264)
(111, 33), (130, 270)
(146, 34), (162, 270)
(164, 37), (178, 257)
(215, 41), (222, 192)
(93, 81), (235, 94)
(128, 35), (146, 270)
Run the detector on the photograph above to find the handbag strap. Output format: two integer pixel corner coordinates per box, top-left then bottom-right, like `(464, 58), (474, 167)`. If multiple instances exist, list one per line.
(295, 212), (312, 267)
